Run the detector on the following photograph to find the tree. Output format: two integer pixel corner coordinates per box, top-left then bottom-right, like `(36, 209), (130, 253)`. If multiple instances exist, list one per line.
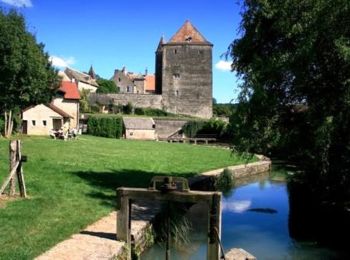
(96, 78), (119, 94)
(230, 0), (350, 201)
(0, 10), (59, 137)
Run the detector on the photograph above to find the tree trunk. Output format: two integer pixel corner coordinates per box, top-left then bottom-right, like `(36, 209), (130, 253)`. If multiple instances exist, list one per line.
(4, 110), (13, 138)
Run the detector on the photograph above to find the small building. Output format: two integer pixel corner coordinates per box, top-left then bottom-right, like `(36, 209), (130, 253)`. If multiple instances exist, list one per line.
(123, 117), (156, 140)
(22, 81), (80, 135)
(22, 104), (73, 135)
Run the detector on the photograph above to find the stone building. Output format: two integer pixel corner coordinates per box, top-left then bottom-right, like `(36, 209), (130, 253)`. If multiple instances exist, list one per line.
(155, 20), (213, 118)
(123, 117), (156, 140)
(90, 20), (213, 119)
(112, 67), (155, 94)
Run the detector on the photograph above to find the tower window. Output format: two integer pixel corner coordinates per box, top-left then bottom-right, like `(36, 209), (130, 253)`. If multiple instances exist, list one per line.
(174, 49), (177, 54)
(185, 36), (192, 42)
(173, 73), (180, 79)
(175, 90), (179, 96)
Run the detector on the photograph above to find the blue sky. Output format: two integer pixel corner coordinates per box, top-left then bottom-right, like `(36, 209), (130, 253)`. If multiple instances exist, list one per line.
(0, 0), (243, 103)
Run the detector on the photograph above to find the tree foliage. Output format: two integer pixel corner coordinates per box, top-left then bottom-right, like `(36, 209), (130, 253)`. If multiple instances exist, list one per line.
(96, 78), (119, 94)
(0, 10), (59, 113)
(230, 0), (350, 202)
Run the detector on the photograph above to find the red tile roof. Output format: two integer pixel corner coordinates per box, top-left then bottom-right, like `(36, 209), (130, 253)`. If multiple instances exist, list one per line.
(59, 81), (80, 100)
(145, 75), (155, 92)
(169, 20), (210, 44)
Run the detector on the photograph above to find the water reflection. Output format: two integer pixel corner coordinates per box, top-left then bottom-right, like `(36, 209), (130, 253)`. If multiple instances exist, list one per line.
(142, 172), (348, 259)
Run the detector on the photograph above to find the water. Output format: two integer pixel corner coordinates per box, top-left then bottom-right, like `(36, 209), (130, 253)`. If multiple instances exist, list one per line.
(142, 173), (347, 259)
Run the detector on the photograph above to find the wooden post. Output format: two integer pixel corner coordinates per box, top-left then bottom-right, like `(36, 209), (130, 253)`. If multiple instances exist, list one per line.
(16, 141), (27, 198)
(9, 141), (17, 195)
(0, 140), (27, 198)
(117, 189), (131, 243)
(208, 193), (222, 260)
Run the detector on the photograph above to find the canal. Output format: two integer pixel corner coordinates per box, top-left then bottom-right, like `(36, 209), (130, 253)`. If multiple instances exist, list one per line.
(142, 168), (348, 259)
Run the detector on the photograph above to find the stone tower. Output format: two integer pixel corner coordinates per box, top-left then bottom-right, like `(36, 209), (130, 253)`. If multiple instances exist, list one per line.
(155, 21), (213, 119)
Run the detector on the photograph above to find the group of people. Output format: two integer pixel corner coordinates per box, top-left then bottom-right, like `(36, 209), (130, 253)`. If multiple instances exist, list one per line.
(49, 127), (78, 140)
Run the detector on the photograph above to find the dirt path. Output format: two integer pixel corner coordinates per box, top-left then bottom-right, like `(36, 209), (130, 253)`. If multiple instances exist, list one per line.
(36, 202), (160, 260)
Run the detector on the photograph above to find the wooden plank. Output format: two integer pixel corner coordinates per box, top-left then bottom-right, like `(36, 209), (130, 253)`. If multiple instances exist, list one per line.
(16, 141), (27, 198)
(0, 161), (20, 195)
(117, 188), (217, 204)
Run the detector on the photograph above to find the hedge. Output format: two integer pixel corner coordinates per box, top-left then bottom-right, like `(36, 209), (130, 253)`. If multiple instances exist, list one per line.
(87, 116), (123, 138)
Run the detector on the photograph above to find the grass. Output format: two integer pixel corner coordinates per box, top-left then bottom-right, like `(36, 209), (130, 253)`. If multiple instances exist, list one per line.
(0, 135), (254, 259)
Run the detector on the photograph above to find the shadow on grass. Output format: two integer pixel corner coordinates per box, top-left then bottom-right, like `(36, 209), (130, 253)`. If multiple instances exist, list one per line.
(72, 169), (196, 208)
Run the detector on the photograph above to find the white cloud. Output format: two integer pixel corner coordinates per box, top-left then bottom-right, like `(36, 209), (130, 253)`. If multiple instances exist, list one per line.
(215, 60), (232, 72)
(1, 0), (32, 7)
(49, 56), (76, 68)
(222, 200), (251, 213)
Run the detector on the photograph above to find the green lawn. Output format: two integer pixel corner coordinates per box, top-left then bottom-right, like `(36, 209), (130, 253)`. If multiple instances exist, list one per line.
(0, 135), (253, 259)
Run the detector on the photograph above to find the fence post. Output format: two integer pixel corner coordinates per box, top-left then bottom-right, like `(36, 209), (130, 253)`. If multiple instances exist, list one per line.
(9, 141), (17, 195)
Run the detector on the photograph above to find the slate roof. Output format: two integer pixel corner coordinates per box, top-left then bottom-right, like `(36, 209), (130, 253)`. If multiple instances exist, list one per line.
(123, 117), (155, 130)
(59, 81), (80, 100)
(168, 20), (211, 45)
(65, 67), (99, 87)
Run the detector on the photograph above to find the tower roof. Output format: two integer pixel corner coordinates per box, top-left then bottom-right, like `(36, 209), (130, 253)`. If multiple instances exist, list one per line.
(88, 65), (96, 79)
(168, 20), (211, 45)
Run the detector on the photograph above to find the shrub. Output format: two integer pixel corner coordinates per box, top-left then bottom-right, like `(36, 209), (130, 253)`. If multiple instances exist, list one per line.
(87, 116), (123, 138)
(182, 121), (205, 138)
(123, 102), (133, 114)
(134, 107), (169, 117)
(182, 119), (228, 138)
(215, 168), (235, 195)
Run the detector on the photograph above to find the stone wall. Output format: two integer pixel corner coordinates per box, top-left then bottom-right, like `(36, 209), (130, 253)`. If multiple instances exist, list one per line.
(89, 93), (163, 109)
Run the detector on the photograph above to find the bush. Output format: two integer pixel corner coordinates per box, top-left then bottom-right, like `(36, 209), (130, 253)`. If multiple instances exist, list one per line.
(123, 102), (133, 114)
(182, 119), (228, 138)
(215, 168), (235, 196)
(182, 121), (205, 138)
(87, 116), (123, 138)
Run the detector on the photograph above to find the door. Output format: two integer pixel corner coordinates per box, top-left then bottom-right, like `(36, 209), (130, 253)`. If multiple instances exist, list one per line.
(22, 120), (28, 134)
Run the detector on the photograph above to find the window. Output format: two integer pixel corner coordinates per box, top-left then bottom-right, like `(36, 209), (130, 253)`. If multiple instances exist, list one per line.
(127, 86), (132, 93)
(43, 120), (47, 126)
(173, 73), (180, 79)
(185, 36), (192, 42)
(118, 77), (121, 82)
(32, 120), (36, 126)
(175, 90), (179, 97)
(174, 49), (177, 54)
